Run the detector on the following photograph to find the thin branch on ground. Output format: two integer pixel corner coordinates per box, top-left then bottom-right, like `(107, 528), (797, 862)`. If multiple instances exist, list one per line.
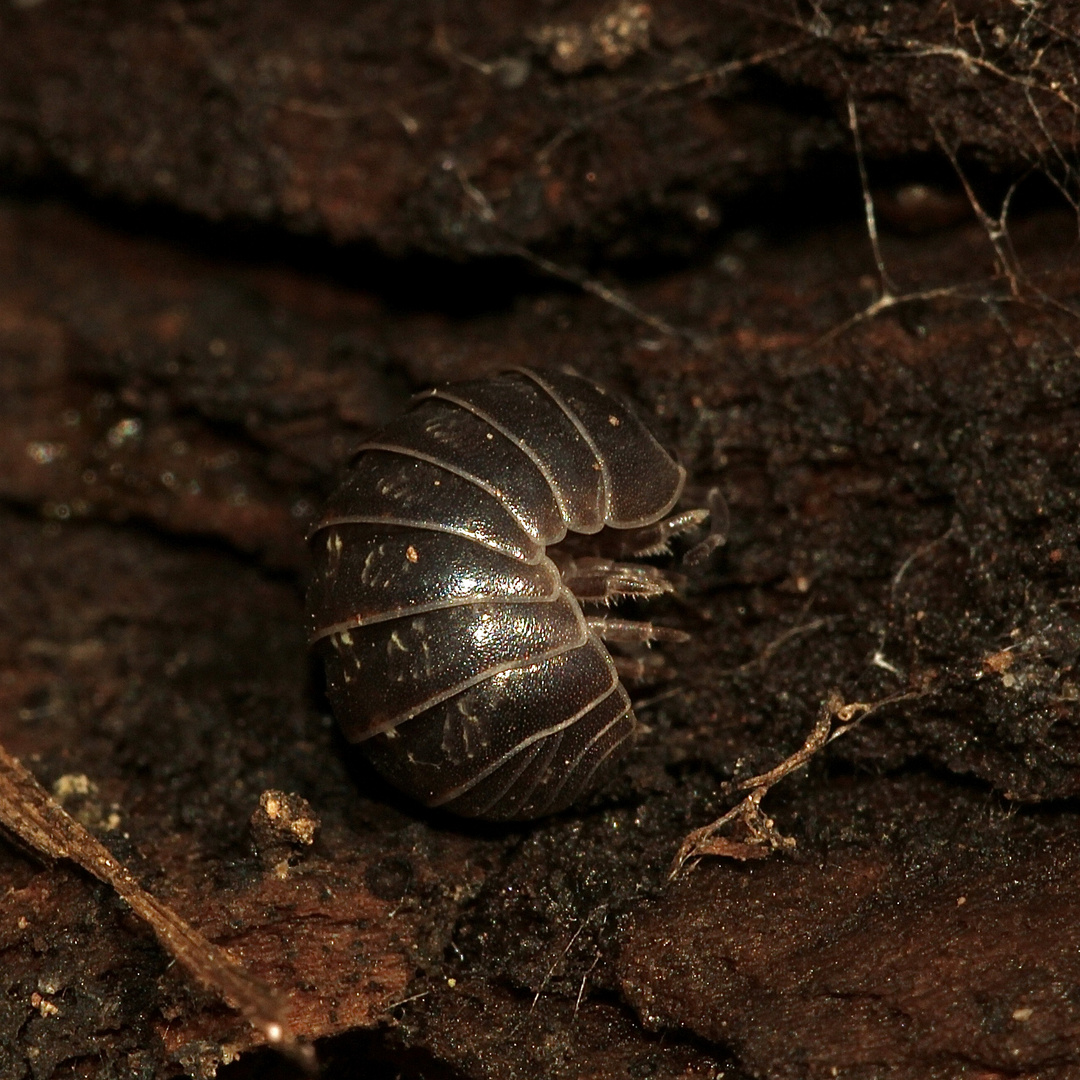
(817, 21), (1080, 349)
(812, 282), (988, 349)
(451, 160), (706, 345)
(898, 27), (1080, 220)
(536, 43), (803, 165)
(573, 949), (602, 1021)
(898, 42), (1080, 119)
(530, 919), (588, 1014)
(716, 616), (832, 678)
(669, 689), (927, 878)
(848, 94), (896, 301)
(384, 989), (432, 1014)
(814, 94), (1015, 348)
(0, 739), (313, 1068)
(807, 90), (999, 345)
(930, 120), (1023, 296)
(1022, 85), (1080, 213)
(507, 243), (695, 343)
(871, 517), (961, 676)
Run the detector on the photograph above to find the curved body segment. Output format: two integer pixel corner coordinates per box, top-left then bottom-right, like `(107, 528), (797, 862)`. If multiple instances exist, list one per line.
(307, 367), (687, 820)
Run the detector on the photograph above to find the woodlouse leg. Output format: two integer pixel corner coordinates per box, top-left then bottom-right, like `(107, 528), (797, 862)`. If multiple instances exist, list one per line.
(615, 509), (708, 557)
(585, 616), (690, 645)
(560, 557), (684, 603)
(611, 653), (675, 682)
(616, 489), (729, 560)
(684, 488), (730, 566)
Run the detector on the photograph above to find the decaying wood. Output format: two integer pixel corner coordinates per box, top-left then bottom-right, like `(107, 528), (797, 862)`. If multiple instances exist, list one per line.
(669, 690), (929, 876)
(2, 3), (1080, 1076)
(0, 738), (311, 1066)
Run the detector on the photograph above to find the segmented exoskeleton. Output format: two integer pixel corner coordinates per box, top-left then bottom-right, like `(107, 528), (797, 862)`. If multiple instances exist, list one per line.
(308, 367), (715, 820)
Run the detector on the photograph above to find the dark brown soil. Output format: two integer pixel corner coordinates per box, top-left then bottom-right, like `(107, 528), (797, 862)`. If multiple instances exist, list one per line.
(1, 3), (1078, 1078)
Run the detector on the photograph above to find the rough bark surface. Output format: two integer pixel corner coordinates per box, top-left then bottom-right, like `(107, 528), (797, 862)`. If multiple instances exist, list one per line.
(2, 2), (1076, 257)
(621, 780), (1080, 1079)
(1, 3), (1078, 1079)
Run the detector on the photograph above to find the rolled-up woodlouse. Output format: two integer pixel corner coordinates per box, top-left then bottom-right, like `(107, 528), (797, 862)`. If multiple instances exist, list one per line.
(307, 367), (717, 820)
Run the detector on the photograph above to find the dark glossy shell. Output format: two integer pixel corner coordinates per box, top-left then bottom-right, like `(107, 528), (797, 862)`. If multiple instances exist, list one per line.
(307, 367), (685, 820)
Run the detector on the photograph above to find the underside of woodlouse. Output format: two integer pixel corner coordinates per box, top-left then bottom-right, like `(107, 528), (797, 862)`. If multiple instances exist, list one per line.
(306, 367), (720, 820)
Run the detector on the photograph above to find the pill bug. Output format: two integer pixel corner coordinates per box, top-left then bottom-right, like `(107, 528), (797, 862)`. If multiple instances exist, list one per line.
(307, 367), (715, 820)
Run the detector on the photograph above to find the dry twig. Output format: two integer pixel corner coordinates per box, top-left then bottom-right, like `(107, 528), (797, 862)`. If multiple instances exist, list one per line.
(535, 43), (803, 165)
(847, 94), (896, 302)
(813, 94), (996, 348)
(871, 518), (961, 676)
(450, 159), (705, 345)
(812, 92), (1006, 347)
(0, 739), (312, 1067)
(669, 690), (925, 878)
(715, 616), (832, 678)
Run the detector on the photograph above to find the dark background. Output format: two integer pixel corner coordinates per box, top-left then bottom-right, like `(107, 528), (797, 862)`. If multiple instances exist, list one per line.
(1, 2), (1079, 1077)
